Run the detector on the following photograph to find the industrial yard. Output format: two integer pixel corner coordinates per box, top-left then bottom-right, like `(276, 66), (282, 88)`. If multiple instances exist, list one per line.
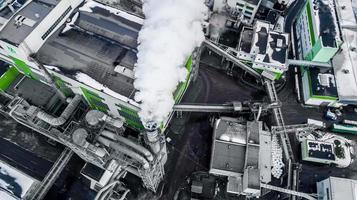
(0, 0), (356, 200)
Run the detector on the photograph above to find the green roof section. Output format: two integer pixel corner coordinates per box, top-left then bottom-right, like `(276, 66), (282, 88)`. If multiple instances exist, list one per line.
(10, 56), (35, 79)
(0, 66), (19, 91)
(306, 1), (316, 46)
(332, 124), (357, 134)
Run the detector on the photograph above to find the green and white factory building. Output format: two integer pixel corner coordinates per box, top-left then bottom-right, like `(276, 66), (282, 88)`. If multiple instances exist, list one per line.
(0, 0), (195, 131)
(294, 0), (357, 106)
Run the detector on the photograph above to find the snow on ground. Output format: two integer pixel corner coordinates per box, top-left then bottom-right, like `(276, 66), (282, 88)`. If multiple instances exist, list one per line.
(0, 160), (34, 198)
(79, 0), (144, 24)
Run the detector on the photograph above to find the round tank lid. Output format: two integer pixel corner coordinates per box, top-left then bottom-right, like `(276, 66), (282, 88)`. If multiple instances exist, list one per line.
(72, 128), (88, 146)
(85, 110), (105, 126)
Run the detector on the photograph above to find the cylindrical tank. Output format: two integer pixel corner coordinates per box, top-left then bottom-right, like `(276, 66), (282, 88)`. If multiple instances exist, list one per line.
(144, 121), (161, 154)
(85, 110), (106, 127)
(72, 128), (88, 146)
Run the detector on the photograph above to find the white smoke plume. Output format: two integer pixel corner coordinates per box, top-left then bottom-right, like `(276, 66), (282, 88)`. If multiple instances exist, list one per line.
(134, 0), (207, 126)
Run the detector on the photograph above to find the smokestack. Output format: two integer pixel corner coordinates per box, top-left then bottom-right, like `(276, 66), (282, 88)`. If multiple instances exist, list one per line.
(144, 121), (161, 154)
(134, 0), (207, 125)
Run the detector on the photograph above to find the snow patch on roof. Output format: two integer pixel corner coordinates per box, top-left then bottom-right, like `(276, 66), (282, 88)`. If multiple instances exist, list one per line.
(79, 0), (144, 25)
(75, 72), (138, 106)
(333, 0), (357, 101)
(0, 160), (35, 198)
(0, 190), (17, 200)
(61, 11), (79, 34)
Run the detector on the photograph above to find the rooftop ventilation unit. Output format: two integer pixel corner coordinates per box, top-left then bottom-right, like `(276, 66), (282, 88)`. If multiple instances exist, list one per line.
(14, 15), (37, 27)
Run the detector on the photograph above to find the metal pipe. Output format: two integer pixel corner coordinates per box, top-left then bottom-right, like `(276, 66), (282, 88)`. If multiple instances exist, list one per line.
(287, 59), (331, 68)
(28, 54), (66, 101)
(94, 180), (120, 200)
(144, 122), (161, 154)
(97, 137), (150, 169)
(126, 166), (140, 177)
(341, 24), (357, 31)
(202, 40), (262, 79)
(173, 104), (238, 113)
(100, 130), (154, 161)
(118, 189), (130, 200)
(36, 95), (81, 126)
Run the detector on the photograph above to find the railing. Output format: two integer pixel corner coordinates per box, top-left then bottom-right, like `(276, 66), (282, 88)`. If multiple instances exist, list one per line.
(261, 183), (317, 200)
(29, 147), (73, 200)
(203, 40), (262, 79)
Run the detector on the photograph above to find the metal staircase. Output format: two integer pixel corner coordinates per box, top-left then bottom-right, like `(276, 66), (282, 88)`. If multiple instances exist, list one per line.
(264, 80), (295, 162)
(202, 40), (261, 79)
(138, 160), (164, 192)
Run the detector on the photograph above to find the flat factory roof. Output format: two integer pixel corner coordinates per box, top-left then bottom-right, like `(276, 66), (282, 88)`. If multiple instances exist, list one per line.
(37, 1), (143, 99)
(0, 159), (38, 199)
(249, 21), (288, 69)
(305, 140), (335, 160)
(311, 0), (341, 47)
(0, 0), (59, 46)
(308, 67), (338, 98)
(227, 0), (260, 6)
(210, 118), (265, 176)
(238, 27), (254, 54)
(320, 177), (357, 200)
(332, 0), (357, 104)
(211, 140), (246, 175)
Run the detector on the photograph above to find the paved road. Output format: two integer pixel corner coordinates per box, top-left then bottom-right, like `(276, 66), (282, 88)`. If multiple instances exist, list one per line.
(160, 59), (266, 200)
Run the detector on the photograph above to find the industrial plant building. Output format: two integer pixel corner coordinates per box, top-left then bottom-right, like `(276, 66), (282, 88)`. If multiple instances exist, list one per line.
(295, 0), (357, 106)
(238, 20), (289, 79)
(301, 139), (336, 164)
(213, 0), (262, 25)
(209, 117), (272, 197)
(0, 0), (198, 198)
(0, 0), (195, 131)
(317, 177), (357, 200)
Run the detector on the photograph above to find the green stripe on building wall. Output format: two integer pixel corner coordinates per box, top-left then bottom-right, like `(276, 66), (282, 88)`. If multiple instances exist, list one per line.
(174, 56), (193, 102)
(306, 1), (316, 46)
(81, 87), (110, 113)
(332, 124), (357, 134)
(116, 103), (144, 130)
(53, 75), (73, 97)
(10, 57), (34, 78)
(185, 56), (193, 71)
(0, 66), (19, 91)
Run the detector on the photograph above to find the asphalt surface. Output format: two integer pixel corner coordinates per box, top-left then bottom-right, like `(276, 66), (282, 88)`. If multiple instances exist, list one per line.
(160, 53), (269, 200)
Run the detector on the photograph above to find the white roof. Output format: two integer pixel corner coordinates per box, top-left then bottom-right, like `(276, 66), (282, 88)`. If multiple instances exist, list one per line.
(332, 0), (357, 102)
(0, 160), (35, 198)
(0, 190), (18, 200)
(328, 177), (357, 200)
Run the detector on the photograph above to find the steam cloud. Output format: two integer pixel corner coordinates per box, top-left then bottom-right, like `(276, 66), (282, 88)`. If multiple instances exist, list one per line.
(134, 0), (207, 126)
